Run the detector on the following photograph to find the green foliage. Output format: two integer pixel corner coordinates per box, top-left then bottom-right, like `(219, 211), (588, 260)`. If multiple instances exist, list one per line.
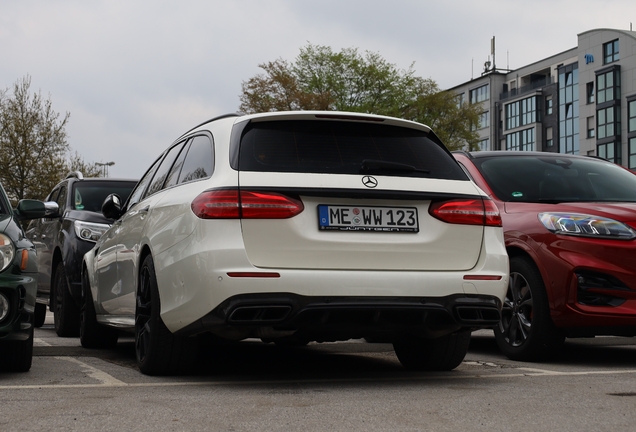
(0, 75), (101, 204)
(239, 44), (481, 150)
(0, 76), (70, 202)
(67, 151), (103, 178)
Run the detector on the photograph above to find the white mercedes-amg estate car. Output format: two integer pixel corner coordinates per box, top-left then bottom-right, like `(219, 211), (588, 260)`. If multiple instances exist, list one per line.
(81, 111), (508, 375)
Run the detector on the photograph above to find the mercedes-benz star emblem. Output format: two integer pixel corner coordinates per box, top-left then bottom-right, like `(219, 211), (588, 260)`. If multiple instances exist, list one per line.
(362, 175), (378, 188)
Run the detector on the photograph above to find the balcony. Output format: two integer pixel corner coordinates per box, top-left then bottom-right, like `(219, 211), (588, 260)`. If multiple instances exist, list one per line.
(500, 76), (552, 100)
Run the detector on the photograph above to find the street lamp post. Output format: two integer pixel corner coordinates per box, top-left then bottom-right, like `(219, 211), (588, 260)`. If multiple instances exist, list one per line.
(96, 161), (115, 177)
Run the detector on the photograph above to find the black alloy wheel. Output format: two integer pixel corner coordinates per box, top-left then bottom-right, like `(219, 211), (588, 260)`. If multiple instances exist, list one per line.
(494, 256), (564, 361)
(500, 268), (533, 348)
(135, 255), (197, 376)
(53, 262), (80, 337)
(135, 259), (153, 368)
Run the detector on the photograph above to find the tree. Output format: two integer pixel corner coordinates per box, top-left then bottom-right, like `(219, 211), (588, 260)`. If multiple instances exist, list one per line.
(0, 76), (101, 204)
(239, 44), (482, 151)
(67, 151), (103, 178)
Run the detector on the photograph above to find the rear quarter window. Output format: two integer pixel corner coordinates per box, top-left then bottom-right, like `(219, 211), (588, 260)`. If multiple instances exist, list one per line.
(236, 120), (466, 180)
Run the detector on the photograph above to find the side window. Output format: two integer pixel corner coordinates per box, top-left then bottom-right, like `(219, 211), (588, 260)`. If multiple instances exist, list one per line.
(56, 186), (67, 210)
(126, 159), (161, 210)
(145, 142), (187, 197)
(47, 188), (60, 203)
(164, 139), (191, 188)
(178, 135), (214, 184)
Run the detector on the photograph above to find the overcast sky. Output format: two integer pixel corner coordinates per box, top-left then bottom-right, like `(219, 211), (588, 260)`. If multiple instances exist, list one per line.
(2, 0), (635, 179)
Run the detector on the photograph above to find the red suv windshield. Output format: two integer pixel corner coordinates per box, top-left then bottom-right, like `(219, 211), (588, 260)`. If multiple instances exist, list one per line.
(473, 155), (636, 203)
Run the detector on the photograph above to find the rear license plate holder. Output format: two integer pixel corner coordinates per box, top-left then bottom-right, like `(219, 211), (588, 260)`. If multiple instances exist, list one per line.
(318, 204), (419, 232)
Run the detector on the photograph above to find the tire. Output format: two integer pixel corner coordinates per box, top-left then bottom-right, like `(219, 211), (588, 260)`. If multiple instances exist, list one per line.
(0, 326), (34, 372)
(34, 303), (47, 328)
(393, 331), (471, 371)
(52, 262), (80, 337)
(80, 270), (119, 349)
(135, 255), (197, 376)
(494, 256), (565, 362)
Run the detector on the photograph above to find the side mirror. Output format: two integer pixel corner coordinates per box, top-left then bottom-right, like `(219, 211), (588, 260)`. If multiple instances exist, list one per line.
(14, 200), (59, 221)
(102, 193), (123, 220)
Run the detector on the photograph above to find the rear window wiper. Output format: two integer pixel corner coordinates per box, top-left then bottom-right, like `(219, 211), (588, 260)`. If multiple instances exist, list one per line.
(360, 159), (431, 174)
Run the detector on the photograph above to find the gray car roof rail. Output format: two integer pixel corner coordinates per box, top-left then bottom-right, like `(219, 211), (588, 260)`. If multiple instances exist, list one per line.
(176, 113), (241, 140)
(65, 171), (84, 180)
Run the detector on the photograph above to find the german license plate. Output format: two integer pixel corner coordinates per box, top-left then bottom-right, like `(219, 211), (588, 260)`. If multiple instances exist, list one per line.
(318, 205), (419, 232)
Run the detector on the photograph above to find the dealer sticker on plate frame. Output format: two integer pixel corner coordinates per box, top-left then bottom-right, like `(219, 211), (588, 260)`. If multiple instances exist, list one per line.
(318, 205), (419, 232)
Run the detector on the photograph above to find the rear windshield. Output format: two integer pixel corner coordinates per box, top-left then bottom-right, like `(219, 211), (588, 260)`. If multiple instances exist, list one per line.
(72, 181), (137, 212)
(237, 120), (467, 180)
(474, 155), (636, 203)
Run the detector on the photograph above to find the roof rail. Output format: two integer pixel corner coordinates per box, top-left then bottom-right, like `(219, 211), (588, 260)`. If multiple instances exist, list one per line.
(65, 171), (84, 180)
(176, 113), (241, 140)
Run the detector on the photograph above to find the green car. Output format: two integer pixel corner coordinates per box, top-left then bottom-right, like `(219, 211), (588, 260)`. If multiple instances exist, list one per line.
(0, 182), (55, 372)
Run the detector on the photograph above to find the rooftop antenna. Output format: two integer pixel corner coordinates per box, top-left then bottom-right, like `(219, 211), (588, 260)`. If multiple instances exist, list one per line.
(491, 36), (496, 71)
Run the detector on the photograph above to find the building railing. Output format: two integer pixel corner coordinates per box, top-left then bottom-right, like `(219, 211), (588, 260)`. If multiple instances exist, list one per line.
(500, 76), (552, 100)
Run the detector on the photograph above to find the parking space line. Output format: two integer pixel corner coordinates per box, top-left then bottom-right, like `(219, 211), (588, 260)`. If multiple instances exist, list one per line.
(33, 338), (52, 347)
(54, 356), (127, 386)
(517, 367), (562, 375)
(3, 362), (636, 390)
(517, 367), (636, 377)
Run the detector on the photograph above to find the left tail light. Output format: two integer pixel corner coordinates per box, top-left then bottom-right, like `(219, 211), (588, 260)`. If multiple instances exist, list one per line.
(191, 189), (304, 219)
(429, 198), (502, 227)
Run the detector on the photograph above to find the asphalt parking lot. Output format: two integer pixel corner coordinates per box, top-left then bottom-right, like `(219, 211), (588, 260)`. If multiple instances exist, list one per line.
(2, 312), (636, 431)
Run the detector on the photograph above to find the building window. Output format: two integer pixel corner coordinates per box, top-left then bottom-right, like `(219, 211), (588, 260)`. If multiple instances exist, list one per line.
(629, 99), (636, 169)
(546, 96), (553, 115)
(477, 138), (489, 151)
(455, 93), (465, 108)
(604, 39), (619, 64)
(477, 111), (490, 129)
(505, 96), (537, 130)
(586, 82), (594, 104)
(546, 127), (553, 147)
(521, 97), (536, 125)
(470, 84), (489, 104)
(629, 99), (636, 133)
(598, 142), (619, 164)
(596, 69), (620, 104)
(630, 137), (636, 169)
(505, 128), (535, 151)
(559, 63), (579, 154)
(587, 117), (595, 138)
(597, 106), (620, 139)
(506, 102), (519, 129)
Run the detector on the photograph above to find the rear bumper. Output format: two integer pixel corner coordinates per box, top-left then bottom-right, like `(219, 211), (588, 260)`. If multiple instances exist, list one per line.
(175, 293), (502, 341)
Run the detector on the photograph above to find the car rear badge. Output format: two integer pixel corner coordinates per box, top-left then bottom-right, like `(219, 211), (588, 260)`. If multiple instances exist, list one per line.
(362, 175), (378, 188)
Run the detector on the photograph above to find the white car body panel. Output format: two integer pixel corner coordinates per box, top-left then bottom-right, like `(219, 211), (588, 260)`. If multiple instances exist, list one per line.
(154, 220), (508, 333)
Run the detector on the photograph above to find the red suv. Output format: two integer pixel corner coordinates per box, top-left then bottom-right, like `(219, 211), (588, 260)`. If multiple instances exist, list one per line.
(454, 151), (636, 361)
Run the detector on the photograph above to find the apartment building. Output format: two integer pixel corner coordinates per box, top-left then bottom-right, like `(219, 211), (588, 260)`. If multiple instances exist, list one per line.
(449, 28), (636, 169)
